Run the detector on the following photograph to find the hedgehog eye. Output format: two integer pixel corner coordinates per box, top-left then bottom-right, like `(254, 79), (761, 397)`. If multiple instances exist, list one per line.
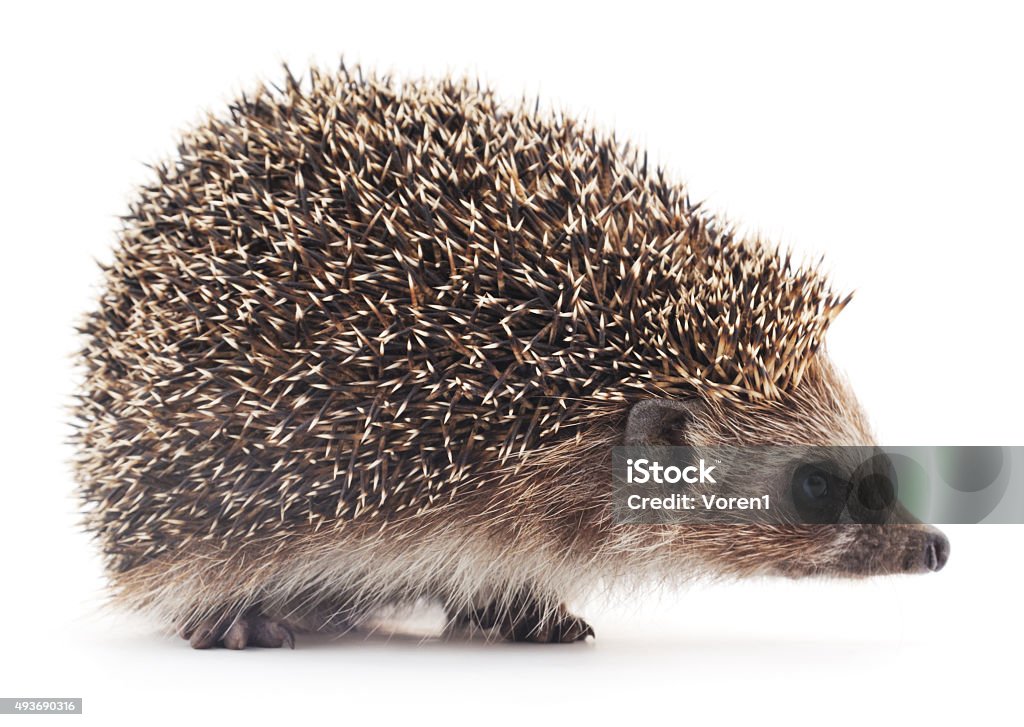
(792, 462), (837, 501)
(790, 461), (848, 524)
(802, 471), (830, 499)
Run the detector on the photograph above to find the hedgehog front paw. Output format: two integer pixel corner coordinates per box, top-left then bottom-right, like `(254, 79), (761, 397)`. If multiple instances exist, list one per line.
(455, 600), (594, 643)
(181, 611), (295, 650)
(509, 608), (593, 643)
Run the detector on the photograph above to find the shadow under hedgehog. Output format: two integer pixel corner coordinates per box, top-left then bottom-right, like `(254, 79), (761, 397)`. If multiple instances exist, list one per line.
(73, 64), (948, 649)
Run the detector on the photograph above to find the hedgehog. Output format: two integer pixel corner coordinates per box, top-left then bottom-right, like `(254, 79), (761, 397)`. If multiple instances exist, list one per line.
(73, 63), (949, 649)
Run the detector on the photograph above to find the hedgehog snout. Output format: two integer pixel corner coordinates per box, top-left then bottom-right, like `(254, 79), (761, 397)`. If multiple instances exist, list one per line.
(920, 528), (950, 572)
(831, 524), (951, 577)
(895, 526), (950, 574)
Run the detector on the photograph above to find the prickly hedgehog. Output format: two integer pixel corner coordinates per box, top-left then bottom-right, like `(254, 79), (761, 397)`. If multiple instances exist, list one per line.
(74, 63), (948, 648)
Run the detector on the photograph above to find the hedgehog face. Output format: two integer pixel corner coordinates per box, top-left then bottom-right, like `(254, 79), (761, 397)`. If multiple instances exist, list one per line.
(625, 355), (949, 578)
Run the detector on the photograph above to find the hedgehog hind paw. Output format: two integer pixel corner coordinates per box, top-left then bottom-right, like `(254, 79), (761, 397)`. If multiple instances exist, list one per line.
(183, 612), (295, 650)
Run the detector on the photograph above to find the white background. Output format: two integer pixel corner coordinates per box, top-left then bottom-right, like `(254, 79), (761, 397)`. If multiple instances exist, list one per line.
(1, 1), (1022, 724)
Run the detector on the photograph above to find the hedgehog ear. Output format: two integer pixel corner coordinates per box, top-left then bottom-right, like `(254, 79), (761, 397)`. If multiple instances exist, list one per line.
(625, 399), (699, 446)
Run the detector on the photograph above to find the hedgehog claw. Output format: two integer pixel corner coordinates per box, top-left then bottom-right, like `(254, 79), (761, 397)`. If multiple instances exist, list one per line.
(555, 615), (595, 643)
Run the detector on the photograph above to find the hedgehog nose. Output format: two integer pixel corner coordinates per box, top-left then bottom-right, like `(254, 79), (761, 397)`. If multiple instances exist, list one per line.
(923, 531), (950, 572)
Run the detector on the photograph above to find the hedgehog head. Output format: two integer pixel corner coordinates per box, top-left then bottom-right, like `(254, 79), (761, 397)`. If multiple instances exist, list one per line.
(618, 352), (949, 579)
